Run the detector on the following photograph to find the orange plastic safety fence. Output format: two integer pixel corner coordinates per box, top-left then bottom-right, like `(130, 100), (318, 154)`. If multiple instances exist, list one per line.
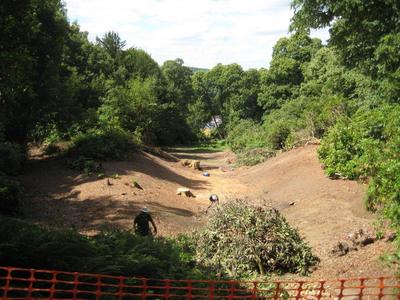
(0, 266), (399, 299)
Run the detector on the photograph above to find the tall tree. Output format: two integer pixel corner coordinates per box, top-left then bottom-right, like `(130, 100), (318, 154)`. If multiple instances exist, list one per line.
(258, 33), (321, 113)
(0, 0), (70, 144)
(290, 0), (400, 70)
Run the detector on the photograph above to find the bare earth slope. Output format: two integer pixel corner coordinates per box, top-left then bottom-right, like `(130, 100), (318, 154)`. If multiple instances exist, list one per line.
(19, 145), (394, 279)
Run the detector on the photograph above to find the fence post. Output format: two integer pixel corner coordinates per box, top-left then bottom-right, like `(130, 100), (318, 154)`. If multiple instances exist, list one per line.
(187, 280), (192, 300)
(209, 280), (214, 300)
(95, 275), (101, 300)
(165, 279), (170, 300)
(316, 281), (325, 299)
(2, 268), (11, 300)
(142, 278), (147, 300)
(252, 281), (258, 299)
(72, 272), (78, 299)
(118, 276), (124, 300)
(49, 271), (56, 299)
(295, 281), (304, 300)
(337, 280), (345, 299)
(274, 282), (281, 300)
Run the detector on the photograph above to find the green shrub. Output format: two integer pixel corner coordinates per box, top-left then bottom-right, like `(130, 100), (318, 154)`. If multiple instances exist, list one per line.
(0, 142), (25, 175)
(67, 157), (104, 175)
(227, 120), (269, 153)
(266, 121), (291, 150)
(43, 143), (62, 155)
(236, 148), (275, 166)
(318, 106), (399, 179)
(68, 127), (139, 160)
(319, 104), (400, 268)
(0, 216), (207, 279)
(194, 199), (319, 278)
(0, 173), (22, 214)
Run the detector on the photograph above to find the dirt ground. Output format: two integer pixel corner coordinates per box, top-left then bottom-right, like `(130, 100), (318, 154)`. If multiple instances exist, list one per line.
(19, 145), (395, 279)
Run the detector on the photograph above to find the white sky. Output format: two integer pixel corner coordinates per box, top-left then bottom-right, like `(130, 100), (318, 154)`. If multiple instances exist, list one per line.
(63, 0), (330, 70)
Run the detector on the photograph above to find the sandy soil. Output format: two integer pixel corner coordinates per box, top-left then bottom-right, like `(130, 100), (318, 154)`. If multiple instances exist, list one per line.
(19, 145), (395, 279)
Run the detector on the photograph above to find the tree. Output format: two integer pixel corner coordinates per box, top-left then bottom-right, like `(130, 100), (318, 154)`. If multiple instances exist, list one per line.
(161, 58), (193, 108)
(96, 31), (126, 60)
(258, 33), (321, 113)
(290, 0), (400, 70)
(0, 0), (71, 145)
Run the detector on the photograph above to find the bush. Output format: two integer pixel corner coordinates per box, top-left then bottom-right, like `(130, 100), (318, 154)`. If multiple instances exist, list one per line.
(319, 104), (400, 268)
(236, 148), (275, 166)
(0, 172), (22, 214)
(194, 199), (319, 278)
(318, 106), (399, 179)
(67, 157), (104, 175)
(68, 127), (139, 160)
(227, 120), (269, 153)
(0, 142), (25, 175)
(0, 216), (207, 279)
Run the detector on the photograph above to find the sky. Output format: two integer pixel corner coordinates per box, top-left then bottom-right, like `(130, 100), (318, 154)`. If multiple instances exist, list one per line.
(64, 0), (330, 70)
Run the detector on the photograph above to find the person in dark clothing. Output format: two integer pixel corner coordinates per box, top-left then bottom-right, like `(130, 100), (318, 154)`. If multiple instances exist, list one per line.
(134, 207), (157, 236)
(206, 194), (219, 214)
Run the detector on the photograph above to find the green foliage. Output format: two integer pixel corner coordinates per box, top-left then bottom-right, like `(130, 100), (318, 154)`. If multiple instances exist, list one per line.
(68, 127), (138, 160)
(0, 173), (22, 214)
(291, 0), (400, 70)
(195, 199), (319, 278)
(227, 120), (269, 153)
(258, 33), (322, 113)
(0, 142), (25, 175)
(236, 148), (275, 166)
(0, 0), (71, 145)
(318, 106), (399, 179)
(67, 157), (104, 175)
(0, 216), (206, 279)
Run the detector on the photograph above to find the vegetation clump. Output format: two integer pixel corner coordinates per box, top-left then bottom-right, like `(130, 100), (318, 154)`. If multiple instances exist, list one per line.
(195, 199), (319, 278)
(67, 128), (139, 161)
(0, 173), (22, 214)
(0, 216), (205, 279)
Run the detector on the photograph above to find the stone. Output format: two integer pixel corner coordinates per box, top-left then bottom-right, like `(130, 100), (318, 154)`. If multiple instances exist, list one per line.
(176, 187), (195, 198)
(331, 242), (350, 257)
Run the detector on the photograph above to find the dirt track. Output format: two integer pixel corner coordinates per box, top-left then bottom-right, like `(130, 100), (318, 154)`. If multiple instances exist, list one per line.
(19, 145), (394, 279)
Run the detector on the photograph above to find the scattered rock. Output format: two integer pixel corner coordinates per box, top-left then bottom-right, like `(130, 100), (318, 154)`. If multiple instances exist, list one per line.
(176, 187), (195, 198)
(121, 193), (127, 196)
(181, 159), (201, 170)
(203, 172), (210, 177)
(331, 242), (350, 257)
(386, 232), (396, 242)
(347, 228), (376, 247)
(191, 160), (201, 170)
(289, 201), (296, 206)
(333, 228), (378, 256)
(181, 159), (191, 167)
(132, 180), (143, 190)
(106, 179), (113, 186)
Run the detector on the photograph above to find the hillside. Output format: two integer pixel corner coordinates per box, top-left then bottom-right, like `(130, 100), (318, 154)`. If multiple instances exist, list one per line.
(19, 145), (394, 279)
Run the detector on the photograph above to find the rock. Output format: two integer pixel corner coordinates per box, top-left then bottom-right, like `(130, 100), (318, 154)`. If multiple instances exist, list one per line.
(191, 160), (201, 170)
(181, 159), (191, 167)
(386, 232), (396, 242)
(331, 242), (350, 257)
(132, 181), (143, 190)
(203, 172), (210, 177)
(360, 236), (375, 247)
(106, 178), (113, 186)
(176, 187), (195, 198)
(181, 159), (201, 170)
(289, 201), (295, 206)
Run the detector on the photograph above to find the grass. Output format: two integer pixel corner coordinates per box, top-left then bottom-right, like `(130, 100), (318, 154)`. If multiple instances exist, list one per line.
(174, 140), (227, 152)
